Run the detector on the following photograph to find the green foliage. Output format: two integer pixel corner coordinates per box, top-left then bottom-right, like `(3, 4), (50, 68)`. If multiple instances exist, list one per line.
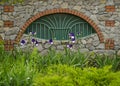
(34, 48), (88, 72)
(86, 52), (120, 71)
(0, 48), (37, 86)
(33, 64), (120, 86)
(0, 46), (120, 85)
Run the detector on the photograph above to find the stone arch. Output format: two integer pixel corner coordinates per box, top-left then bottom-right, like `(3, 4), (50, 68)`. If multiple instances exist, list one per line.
(15, 8), (104, 43)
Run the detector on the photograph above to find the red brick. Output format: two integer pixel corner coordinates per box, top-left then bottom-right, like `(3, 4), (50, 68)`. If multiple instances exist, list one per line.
(105, 5), (115, 12)
(105, 20), (115, 27)
(4, 5), (14, 12)
(105, 39), (114, 50)
(4, 21), (14, 27)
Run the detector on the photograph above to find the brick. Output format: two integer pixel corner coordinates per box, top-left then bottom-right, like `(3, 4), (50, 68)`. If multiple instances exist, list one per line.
(4, 45), (9, 51)
(105, 20), (115, 27)
(4, 5), (14, 12)
(4, 21), (14, 27)
(105, 39), (114, 50)
(9, 44), (14, 51)
(4, 40), (14, 51)
(105, 5), (115, 12)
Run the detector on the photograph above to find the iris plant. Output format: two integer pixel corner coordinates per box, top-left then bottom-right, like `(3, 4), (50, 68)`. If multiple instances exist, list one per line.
(67, 44), (73, 49)
(29, 32), (36, 35)
(49, 39), (53, 44)
(20, 39), (26, 46)
(35, 40), (39, 46)
(69, 33), (75, 43)
(31, 38), (39, 46)
(31, 38), (36, 44)
(20, 31), (39, 48)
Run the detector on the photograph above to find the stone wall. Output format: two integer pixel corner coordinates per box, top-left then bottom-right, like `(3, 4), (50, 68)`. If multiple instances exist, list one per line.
(0, 0), (120, 53)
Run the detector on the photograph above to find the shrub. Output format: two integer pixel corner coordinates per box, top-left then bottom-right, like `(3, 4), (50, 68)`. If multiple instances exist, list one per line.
(33, 64), (120, 86)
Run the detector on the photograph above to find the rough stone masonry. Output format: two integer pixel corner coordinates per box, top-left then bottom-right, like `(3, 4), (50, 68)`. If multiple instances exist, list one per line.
(0, 0), (120, 54)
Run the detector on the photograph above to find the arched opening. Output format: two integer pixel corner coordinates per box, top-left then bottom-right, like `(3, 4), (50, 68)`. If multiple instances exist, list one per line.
(15, 8), (104, 43)
(25, 13), (96, 40)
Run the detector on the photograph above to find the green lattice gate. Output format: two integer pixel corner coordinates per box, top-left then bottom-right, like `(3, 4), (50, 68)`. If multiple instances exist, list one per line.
(25, 13), (96, 40)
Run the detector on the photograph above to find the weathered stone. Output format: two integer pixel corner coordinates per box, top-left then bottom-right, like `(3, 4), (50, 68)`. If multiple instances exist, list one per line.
(73, 6), (81, 11)
(51, 45), (57, 50)
(90, 15), (99, 23)
(85, 11), (92, 17)
(81, 40), (87, 45)
(93, 50), (115, 55)
(3, 27), (10, 32)
(73, 44), (80, 50)
(61, 2), (68, 8)
(115, 21), (120, 26)
(100, 0), (107, 4)
(117, 50), (120, 55)
(93, 36), (99, 41)
(89, 46), (95, 51)
(86, 43), (92, 48)
(24, 14), (31, 20)
(43, 2), (47, 6)
(37, 44), (44, 51)
(52, 0), (58, 5)
(5, 27), (19, 36)
(87, 38), (93, 44)
(93, 41), (100, 47)
(106, 0), (114, 5)
(10, 35), (17, 40)
(2, 15), (9, 20)
(47, 5), (54, 10)
(0, 33), (4, 40)
(53, 4), (60, 8)
(40, 49), (48, 56)
(0, 20), (4, 27)
(114, 45), (120, 50)
(93, 1), (100, 5)
(44, 43), (52, 48)
(80, 48), (89, 53)
(96, 43), (105, 49)
(58, 1), (63, 4)
(48, 0), (52, 4)
(38, 7), (46, 12)
(0, 28), (4, 33)
(57, 45), (64, 50)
